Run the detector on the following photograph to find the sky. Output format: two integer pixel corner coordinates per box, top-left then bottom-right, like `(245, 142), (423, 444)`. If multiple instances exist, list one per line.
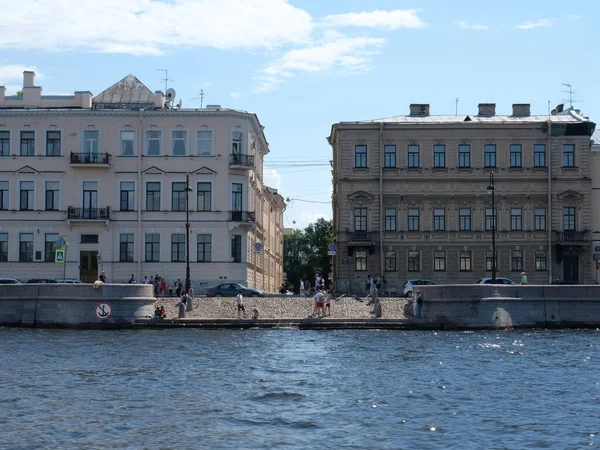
(1, 0), (598, 230)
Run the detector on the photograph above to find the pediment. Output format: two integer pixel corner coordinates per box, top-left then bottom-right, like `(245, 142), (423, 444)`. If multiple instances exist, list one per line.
(557, 190), (583, 200)
(192, 166), (217, 175)
(14, 165), (39, 174)
(142, 166), (166, 175)
(348, 190), (374, 201)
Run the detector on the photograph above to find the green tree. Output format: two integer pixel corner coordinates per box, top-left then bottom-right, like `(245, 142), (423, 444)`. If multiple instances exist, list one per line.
(16, 90), (23, 97)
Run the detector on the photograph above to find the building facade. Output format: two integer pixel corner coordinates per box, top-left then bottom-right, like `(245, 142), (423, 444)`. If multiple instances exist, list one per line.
(0, 72), (285, 292)
(329, 103), (596, 293)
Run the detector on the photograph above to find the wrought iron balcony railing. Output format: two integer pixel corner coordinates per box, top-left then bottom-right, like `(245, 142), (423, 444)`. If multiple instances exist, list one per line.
(229, 154), (254, 167)
(68, 207), (111, 220)
(229, 211), (256, 222)
(349, 231), (376, 242)
(556, 231), (588, 243)
(70, 152), (111, 165)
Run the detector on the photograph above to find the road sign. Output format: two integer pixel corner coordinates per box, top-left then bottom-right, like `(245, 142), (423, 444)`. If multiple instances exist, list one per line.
(328, 251), (336, 256)
(254, 243), (263, 254)
(55, 249), (65, 263)
(94, 302), (112, 320)
(97, 253), (102, 266)
(327, 243), (336, 256)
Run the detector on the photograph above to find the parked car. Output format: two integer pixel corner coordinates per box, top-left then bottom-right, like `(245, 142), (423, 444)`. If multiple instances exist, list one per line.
(0, 277), (23, 284)
(205, 283), (264, 297)
(26, 278), (59, 284)
(402, 279), (437, 297)
(56, 278), (83, 283)
(476, 277), (516, 285)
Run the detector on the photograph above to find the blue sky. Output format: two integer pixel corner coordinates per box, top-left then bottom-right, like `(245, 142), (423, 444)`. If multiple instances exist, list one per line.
(1, 0), (598, 229)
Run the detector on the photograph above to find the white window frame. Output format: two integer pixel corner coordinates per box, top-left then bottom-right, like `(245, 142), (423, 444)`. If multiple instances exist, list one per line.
(45, 180), (61, 211)
(0, 129), (11, 156)
(144, 179), (162, 212)
(120, 180), (136, 211)
(145, 129), (163, 156)
(19, 179), (36, 211)
(19, 129), (36, 156)
(119, 129), (136, 156)
(232, 130), (244, 155)
(44, 128), (63, 157)
(82, 129), (100, 155)
(0, 180), (10, 210)
(171, 129), (187, 156)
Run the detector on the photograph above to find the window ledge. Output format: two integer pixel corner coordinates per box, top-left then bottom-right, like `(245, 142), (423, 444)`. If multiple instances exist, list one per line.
(431, 167), (448, 173)
(383, 167), (399, 173)
(561, 166), (579, 172)
(457, 167), (473, 173)
(353, 167), (370, 174)
(508, 167), (524, 173)
(532, 167), (547, 172)
(406, 167), (422, 173)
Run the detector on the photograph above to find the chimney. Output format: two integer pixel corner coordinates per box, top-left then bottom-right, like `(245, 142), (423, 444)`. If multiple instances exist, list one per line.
(23, 71), (35, 87)
(154, 91), (164, 108)
(478, 103), (496, 116)
(0, 86), (5, 105)
(409, 104), (430, 116)
(512, 103), (530, 116)
(74, 91), (92, 108)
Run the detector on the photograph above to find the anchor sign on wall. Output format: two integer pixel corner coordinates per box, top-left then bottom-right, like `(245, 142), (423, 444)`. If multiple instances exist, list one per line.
(95, 302), (113, 320)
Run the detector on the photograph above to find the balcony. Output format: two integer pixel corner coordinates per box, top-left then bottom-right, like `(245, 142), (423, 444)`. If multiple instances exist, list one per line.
(556, 231), (589, 245)
(70, 152), (111, 166)
(348, 231), (377, 246)
(68, 207), (111, 220)
(229, 211), (256, 222)
(229, 154), (254, 168)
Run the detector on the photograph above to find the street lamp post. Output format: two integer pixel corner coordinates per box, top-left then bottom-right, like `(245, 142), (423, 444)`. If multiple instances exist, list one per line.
(487, 171), (497, 283)
(185, 173), (193, 293)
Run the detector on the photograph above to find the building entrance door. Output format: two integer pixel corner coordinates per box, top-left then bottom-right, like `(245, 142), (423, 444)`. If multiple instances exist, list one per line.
(80, 250), (99, 283)
(563, 249), (579, 282)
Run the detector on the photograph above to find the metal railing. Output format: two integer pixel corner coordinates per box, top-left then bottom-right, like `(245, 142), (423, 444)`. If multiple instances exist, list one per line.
(229, 211), (256, 222)
(68, 207), (111, 220)
(70, 152), (111, 165)
(229, 154), (254, 167)
(349, 231), (376, 242)
(557, 231), (588, 243)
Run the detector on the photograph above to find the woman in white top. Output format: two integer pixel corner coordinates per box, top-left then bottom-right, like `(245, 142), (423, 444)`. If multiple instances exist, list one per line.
(236, 290), (246, 319)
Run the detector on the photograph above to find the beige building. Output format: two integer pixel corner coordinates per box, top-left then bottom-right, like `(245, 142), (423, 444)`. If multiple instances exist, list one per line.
(590, 128), (600, 282)
(329, 103), (596, 293)
(0, 72), (285, 292)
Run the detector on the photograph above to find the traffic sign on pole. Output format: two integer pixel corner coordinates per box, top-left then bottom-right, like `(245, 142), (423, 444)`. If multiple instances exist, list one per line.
(327, 243), (337, 256)
(55, 249), (65, 263)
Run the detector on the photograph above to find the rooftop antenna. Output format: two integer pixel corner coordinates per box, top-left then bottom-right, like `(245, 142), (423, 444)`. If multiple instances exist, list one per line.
(561, 83), (577, 108)
(192, 89), (205, 108)
(156, 69), (174, 94)
(454, 97), (459, 116)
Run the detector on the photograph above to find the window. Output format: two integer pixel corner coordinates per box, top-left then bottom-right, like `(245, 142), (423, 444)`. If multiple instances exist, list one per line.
(534, 208), (546, 231)
(408, 251), (420, 271)
(171, 182), (186, 212)
(197, 182), (211, 211)
(534, 144), (546, 167)
(120, 131), (135, 156)
(486, 250), (498, 271)
(384, 251), (396, 271)
(458, 144), (470, 168)
(484, 144), (496, 168)
(232, 131), (243, 155)
(231, 234), (242, 263)
(120, 182), (135, 211)
(118, 234), (134, 262)
(45, 181), (59, 211)
(385, 208), (396, 231)
(433, 208), (445, 231)
(511, 250), (523, 272)
(146, 130), (162, 156)
(196, 130), (212, 156)
(20, 181), (34, 211)
(44, 233), (59, 262)
(434, 250), (446, 271)
(511, 208), (522, 231)
(0, 131), (9, 156)
(46, 131), (61, 156)
(510, 144), (522, 167)
(433, 145), (446, 168)
(354, 208), (367, 231)
(172, 130), (187, 156)
(355, 145), (367, 168)
(20, 131), (35, 156)
(0, 233), (7, 262)
(562, 144), (575, 167)
(460, 250), (472, 271)
(81, 234), (98, 244)
(563, 207), (576, 231)
(408, 208), (419, 231)
(146, 182), (161, 211)
(355, 250), (367, 271)
(145, 234), (160, 262)
(197, 234), (212, 262)
(408, 145), (419, 168)
(535, 250), (548, 271)
(232, 183), (243, 212)
(83, 130), (99, 154)
(171, 234), (185, 262)
(0, 181), (9, 210)
(19, 233), (33, 262)
(384, 145), (396, 168)
(459, 208), (471, 231)
(485, 208), (496, 231)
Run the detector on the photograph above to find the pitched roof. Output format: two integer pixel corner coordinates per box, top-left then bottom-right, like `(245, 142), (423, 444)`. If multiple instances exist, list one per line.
(92, 74), (156, 105)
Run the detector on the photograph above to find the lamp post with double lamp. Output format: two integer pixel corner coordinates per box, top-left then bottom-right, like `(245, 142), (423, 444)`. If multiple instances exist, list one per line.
(487, 171), (497, 283)
(184, 173), (193, 293)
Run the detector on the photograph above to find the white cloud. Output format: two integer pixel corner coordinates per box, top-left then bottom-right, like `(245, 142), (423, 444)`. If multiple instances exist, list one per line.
(0, 64), (41, 83)
(229, 91), (243, 100)
(292, 211), (332, 230)
(567, 15), (581, 20)
(0, 0), (314, 55)
(3, 85), (22, 95)
(322, 9), (426, 30)
(264, 168), (282, 190)
(455, 21), (488, 31)
(255, 33), (385, 93)
(515, 19), (554, 30)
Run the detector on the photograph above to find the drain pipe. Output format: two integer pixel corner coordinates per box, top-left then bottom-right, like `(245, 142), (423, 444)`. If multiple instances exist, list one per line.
(379, 122), (384, 276)
(137, 109), (144, 280)
(547, 103), (553, 283)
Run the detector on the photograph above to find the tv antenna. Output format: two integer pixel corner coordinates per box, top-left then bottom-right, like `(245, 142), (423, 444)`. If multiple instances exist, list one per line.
(156, 69), (174, 94)
(561, 83), (578, 108)
(192, 89), (205, 108)
(454, 97), (459, 116)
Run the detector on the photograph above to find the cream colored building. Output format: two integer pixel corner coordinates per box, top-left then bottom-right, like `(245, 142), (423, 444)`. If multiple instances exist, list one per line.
(0, 72), (285, 292)
(329, 103), (596, 293)
(590, 128), (600, 282)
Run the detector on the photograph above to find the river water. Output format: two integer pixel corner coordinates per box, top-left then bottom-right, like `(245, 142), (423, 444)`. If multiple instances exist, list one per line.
(1, 328), (599, 449)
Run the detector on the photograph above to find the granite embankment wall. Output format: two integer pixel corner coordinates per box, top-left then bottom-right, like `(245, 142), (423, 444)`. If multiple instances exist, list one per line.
(0, 284), (155, 328)
(419, 285), (600, 329)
